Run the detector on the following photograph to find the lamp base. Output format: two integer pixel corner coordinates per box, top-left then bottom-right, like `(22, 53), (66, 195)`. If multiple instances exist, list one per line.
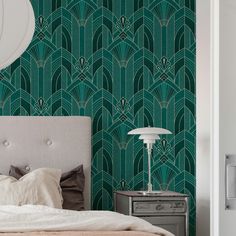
(137, 190), (164, 196)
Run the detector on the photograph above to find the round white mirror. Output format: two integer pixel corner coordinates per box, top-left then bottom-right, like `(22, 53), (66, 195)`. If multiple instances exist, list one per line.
(0, 0), (35, 70)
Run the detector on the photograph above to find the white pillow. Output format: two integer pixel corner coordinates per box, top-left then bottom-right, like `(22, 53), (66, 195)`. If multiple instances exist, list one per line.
(0, 168), (63, 208)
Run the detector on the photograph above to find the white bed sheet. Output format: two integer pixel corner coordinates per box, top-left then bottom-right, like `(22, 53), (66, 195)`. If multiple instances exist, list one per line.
(0, 205), (173, 236)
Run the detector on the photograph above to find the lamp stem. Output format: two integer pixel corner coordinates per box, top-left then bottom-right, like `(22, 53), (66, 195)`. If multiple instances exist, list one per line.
(147, 143), (153, 192)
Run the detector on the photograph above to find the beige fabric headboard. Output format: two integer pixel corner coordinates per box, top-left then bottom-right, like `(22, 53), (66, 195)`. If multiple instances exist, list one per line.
(0, 116), (91, 209)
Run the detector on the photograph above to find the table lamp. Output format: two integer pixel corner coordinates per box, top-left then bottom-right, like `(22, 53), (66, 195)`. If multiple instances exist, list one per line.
(128, 127), (172, 195)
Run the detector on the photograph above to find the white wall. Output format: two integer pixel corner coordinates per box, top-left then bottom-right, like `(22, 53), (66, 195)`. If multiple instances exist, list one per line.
(218, 0), (236, 234)
(196, 0), (211, 235)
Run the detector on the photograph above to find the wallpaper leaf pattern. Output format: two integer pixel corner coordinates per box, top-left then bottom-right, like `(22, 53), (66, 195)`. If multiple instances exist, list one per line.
(0, 0), (195, 235)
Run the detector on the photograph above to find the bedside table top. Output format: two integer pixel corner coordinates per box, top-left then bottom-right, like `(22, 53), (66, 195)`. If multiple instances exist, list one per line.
(115, 191), (188, 197)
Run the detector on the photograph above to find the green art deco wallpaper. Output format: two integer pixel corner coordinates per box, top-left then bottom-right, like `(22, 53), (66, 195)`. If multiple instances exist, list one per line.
(0, 0), (196, 234)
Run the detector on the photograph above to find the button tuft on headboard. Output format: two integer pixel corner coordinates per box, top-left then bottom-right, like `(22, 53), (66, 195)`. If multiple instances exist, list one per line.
(46, 139), (53, 146)
(2, 140), (10, 147)
(25, 166), (30, 172)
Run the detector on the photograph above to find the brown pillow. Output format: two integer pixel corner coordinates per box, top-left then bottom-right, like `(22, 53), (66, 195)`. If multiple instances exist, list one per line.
(9, 165), (85, 211)
(60, 165), (85, 210)
(9, 165), (27, 179)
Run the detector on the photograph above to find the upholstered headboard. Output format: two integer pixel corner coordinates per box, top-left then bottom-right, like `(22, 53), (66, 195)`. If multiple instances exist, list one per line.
(0, 116), (91, 209)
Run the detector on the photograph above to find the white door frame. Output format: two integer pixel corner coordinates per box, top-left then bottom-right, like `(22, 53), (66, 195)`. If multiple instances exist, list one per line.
(210, 0), (219, 235)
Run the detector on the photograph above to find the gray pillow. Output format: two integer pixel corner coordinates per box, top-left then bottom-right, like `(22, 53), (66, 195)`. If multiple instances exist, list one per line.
(9, 165), (85, 211)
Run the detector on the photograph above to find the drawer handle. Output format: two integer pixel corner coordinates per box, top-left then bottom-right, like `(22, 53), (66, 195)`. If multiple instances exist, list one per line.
(156, 204), (164, 211)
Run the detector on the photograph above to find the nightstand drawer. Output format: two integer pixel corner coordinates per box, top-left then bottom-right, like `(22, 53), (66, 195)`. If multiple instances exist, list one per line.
(140, 216), (186, 236)
(133, 200), (186, 214)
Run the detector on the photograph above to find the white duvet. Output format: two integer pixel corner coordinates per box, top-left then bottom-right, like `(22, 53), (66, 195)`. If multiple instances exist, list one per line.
(0, 205), (174, 236)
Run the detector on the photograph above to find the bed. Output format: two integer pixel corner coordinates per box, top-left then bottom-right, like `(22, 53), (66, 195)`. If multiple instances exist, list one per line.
(0, 116), (173, 236)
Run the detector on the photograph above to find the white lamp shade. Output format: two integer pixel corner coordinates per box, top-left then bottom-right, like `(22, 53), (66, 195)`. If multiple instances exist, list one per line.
(139, 134), (160, 144)
(128, 127), (172, 135)
(0, 0), (35, 70)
